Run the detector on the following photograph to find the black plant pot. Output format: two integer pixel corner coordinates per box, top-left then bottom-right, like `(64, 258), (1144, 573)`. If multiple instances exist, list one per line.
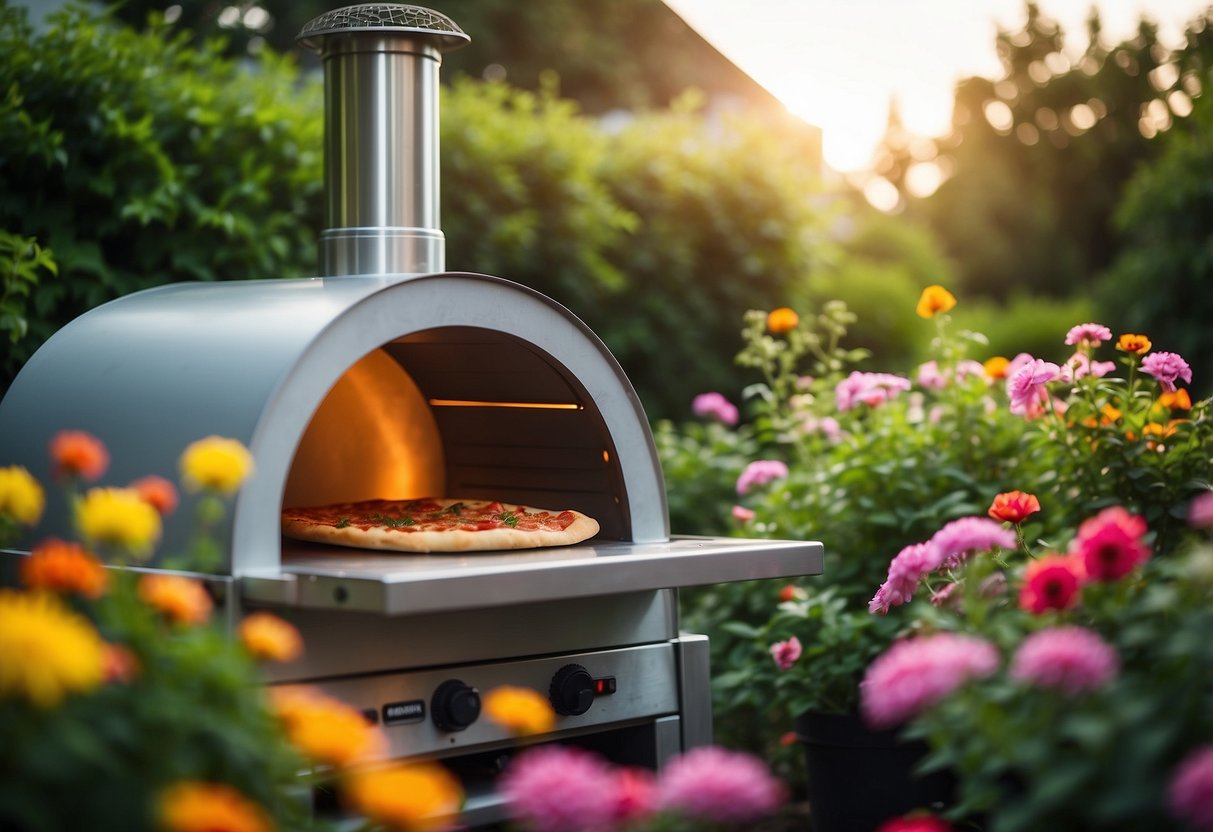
(795, 710), (956, 832)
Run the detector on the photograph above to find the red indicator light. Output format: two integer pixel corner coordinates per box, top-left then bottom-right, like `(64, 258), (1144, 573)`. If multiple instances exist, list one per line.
(595, 679), (605, 694)
(593, 677), (617, 695)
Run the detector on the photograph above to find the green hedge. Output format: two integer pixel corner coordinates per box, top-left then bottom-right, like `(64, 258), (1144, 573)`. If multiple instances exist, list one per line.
(0, 3), (954, 419)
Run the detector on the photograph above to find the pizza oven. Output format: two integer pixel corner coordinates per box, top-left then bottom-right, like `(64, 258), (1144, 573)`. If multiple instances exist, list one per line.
(0, 5), (823, 826)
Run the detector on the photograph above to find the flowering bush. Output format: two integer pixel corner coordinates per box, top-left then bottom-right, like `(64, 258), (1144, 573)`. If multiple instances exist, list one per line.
(499, 743), (786, 832)
(660, 287), (1213, 813)
(0, 433), (465, 832)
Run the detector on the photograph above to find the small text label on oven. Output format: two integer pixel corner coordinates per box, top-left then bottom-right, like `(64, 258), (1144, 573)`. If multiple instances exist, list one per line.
(383, 699), (426, 725)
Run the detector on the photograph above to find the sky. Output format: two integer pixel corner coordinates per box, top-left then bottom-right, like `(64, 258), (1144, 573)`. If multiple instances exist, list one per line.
(662, 0), (1210, 174)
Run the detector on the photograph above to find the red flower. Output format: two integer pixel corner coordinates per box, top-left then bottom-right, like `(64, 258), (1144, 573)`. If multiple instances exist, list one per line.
(1019, 554), (1084, 614)
(49, 430), (109, 481)
(130, 475), (179, 516)
(1071, 507), (1150, 581)
(778, 584), (806, 603)
(877, 814), (954, 832)
(988, 491), (1041, 524)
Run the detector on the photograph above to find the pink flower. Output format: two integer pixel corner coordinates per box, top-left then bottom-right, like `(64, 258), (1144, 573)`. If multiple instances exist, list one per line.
(1071, 506), (1150, 581)
(1018, 554), (1084, 614)
(500, 746), (620, 832)
(1189, 492), (1213, 529)
(612, 768), (656, 825)
(1007, 359), (1062, 416)
(1168, 745), (1213, 830)
(1064, 352), (1117, 381)
(736, 460), (789, 495)
(916, 361), (948, 390)
(691, 392), (739, 426)
(1065, 323), (1113, 347)
(801, 415), (844, 442)
(860, 633), (1000, 728)
(1005, 352), (1037, 379)
(1141, 351), (1193, 393)
(929, 582), (961, 608)
(931, 517), (1017, 569)
(1010, 626), (1118, 695)
(654, 746), (785, 824)
(869, 542), (943, 614)
(731, 504), (755, 523)
(769, 635), (802, 670)
(835, 372), (912, 412)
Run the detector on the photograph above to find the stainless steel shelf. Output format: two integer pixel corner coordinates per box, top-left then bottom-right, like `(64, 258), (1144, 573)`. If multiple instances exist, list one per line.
(240, 535), (823, 615)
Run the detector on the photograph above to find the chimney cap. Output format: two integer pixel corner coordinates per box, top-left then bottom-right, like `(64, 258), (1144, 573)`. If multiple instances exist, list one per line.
(298, 4), (470, 51)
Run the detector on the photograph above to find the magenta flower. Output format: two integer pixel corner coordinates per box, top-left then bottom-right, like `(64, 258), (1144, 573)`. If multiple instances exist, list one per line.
(931, 516), (1017, 569)
(500, 746), (620, 832)
(691, 392), (739, 426)
(654, 746), (785, 824)
(1189, 492), (1213, 529)
(1071, 506), (1150, 581)
(736, 460), (789, 495)
(869, 542), (943, 614)
(1010, 626), (1119, 695)
(835, 372), (912, 411)
(1007, 358), (1062, 416)
(1168, 745), (1213, 830)
(1142, 351), (1193, 393)
(860, 633), (1000, 728)
(769, 635), (802, 671)
(1064, 323), (1113, 347)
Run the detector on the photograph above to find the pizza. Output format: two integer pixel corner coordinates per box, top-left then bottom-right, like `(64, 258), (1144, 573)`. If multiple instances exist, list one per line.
(281, 497), (600, 553)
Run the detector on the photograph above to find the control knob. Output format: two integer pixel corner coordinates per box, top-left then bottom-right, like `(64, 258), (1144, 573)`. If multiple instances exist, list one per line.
(549, 663), (595, 716)
(431, 679), (480, 732)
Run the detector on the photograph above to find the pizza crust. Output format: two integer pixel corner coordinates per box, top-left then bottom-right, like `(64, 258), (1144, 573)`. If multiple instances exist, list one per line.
(281, 499), (600, 554)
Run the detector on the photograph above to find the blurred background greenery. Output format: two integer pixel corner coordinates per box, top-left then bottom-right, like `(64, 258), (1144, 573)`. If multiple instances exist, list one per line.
(2, 0), (1210, 417)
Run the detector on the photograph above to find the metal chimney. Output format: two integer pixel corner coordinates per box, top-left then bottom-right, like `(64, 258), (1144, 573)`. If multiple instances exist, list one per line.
(299, 4), (469, 277)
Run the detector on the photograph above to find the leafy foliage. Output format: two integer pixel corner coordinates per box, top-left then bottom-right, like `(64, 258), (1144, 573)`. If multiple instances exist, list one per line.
(0, 230), (56, 377)
(0, 3), (324, 381)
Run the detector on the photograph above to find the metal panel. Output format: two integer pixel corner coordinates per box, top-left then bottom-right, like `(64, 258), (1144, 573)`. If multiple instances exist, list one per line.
(242, 536), (823, 615)
(674, 633), (713, 749)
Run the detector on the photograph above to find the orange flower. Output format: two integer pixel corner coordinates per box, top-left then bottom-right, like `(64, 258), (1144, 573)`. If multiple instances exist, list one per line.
(159, 781), (274, 832)
(916, 285), (957, 318)
(766, 307), (799, 334)
(240, 611), (303, 662)
(130, 475), (178, 516)
(1158, 389), (1193, 411)
(138, 574), (212, 626)
(988, 490), (1041, 524)
(1116, 333), (1152, 354)
(482, 686), (556, 736)
(271, 687), (385, 767)
(21, 539), (108, 598)
(103, 643), (141, 684)
(1144, 420), (1186, 449)
(343, 762), (463, 832)
(983, 356), (1010, 380)
(49, 430), (109, 481)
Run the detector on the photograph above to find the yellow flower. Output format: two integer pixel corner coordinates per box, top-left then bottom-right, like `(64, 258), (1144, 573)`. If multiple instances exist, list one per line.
(766, 307), (800, 334)
(0, 465), (45, 527)
(343, 762), (463, 832)
(0, 589), (105, 708)
(983, 356), (1010, 380)
(270, 687), (385, 767)
(138, 574), (213, 626)
(916, 284), (957, 318)
(76, 487), (161, 555)
(180, 436), (254, 495)
(482, 685), (556, 736)
(159, 781), (274, 832)
(1116, 333), (1152, 354)
(21, 539), (108, 598)
(240, 611), (303, 662)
